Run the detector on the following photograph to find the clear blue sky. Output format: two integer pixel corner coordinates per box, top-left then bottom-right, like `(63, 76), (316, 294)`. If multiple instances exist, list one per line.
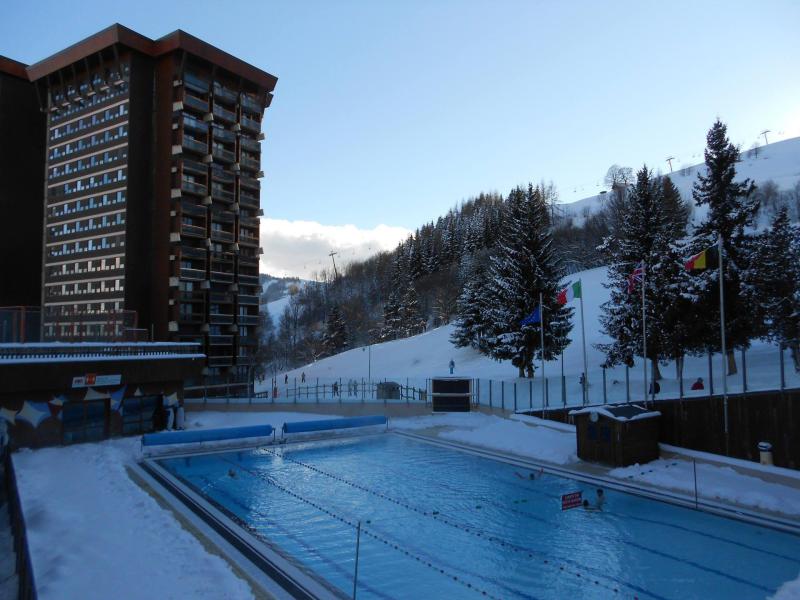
(3, 0), (799, 232)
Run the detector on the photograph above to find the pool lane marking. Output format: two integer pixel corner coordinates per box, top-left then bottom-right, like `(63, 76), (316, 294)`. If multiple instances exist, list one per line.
(308, 440), (800, 567)
(265, 449), (667, 600)
(220, 458), (506, 600)
(194, 474), (395, 600)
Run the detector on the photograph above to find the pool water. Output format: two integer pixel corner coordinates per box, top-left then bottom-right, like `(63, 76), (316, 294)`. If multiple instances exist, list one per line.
(159, 434), (800, 599)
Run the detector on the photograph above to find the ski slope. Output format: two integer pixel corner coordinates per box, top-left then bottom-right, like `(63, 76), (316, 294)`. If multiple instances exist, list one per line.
(561, 136), (800, 225)
(273, 266), (799, 406)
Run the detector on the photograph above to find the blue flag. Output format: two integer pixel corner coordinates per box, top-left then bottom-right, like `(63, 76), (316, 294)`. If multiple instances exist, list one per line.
(520, 306), (541, 325)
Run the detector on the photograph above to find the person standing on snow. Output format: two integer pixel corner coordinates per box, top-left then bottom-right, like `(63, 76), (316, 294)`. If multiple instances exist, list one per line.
(449, 359), (455, 374)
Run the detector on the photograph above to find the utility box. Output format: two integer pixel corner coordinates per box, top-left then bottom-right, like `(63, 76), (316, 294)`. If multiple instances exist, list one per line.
(431, 377), (471, 412)
(569, 404), (660, 467)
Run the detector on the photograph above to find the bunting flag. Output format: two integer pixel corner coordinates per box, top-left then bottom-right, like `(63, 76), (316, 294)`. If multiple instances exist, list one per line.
(110, 386), (127, 414)
(557, 280), (582, 305)
(0, 407), (16, 425)
(685, 246), (719, 271)
(16, 401), (51, 428)
(627, 262), (645, 293)
(520, 306), (541, 325)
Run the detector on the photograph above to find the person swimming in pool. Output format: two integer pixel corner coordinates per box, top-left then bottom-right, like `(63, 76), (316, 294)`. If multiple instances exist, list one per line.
(227, 469), (237, 479)
(595, 488), (605, 509)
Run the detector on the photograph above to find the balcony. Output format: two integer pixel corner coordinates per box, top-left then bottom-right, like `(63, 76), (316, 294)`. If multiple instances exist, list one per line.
(213, 104), (236, 123)
(180, 267), (206, 281)
(184, 93), (208, 113)
(212, 127), (236, 143)
(211, 210), (235, 224)
(181, 178), (207, 196)
(211, 250), (235, 263)
(239, 215), (259, 228)
(179, 245), (206, 259)
(211, 186), (235, 204)
(238, 294), (259, 306)
(208, 335), (234, 346)
(238, 234), (259, 247)
(182, 158), (207, 176)
(184, 73), (210, 94)
(239, 192), (259, 209)
(210, 228), (235, 243)
(240, 115), (260, 133)
(211, 167), (235, 184)
(212, 146), (235, 164)
(239, 253), (259, 266)
(237, 315), (259, 326)
(241, 94), (261, 114)
(213, 84), (238, 104)
(180, 201), (207, 218)
(210, 270), (235, 284)
(180, 222), (206, 239)
(240, 154), (259, 171)
(210, 292), (234, 304)
(178, 312), (205, 324)
(179, 290), (205, 302)
(240, 137), (260, 153)
(209, 313), (234, 325)
(208, 355), (233, 367)
(182, 135), (208, 155)
(240, 176), (260, 191)
(182, 114), (207, 134)
(238, 274), (260, 286)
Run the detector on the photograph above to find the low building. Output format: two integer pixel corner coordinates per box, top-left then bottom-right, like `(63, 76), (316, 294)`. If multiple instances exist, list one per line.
(570, 404), (661, 467)
(0, 342), (204, 448)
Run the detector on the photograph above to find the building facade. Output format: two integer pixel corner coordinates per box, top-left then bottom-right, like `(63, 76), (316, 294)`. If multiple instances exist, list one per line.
(22, 24), (277, 384)
(0, 56), (46, 309)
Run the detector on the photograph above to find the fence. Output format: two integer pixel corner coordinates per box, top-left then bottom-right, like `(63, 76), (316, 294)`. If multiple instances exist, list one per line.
(3, 448), (37, 600)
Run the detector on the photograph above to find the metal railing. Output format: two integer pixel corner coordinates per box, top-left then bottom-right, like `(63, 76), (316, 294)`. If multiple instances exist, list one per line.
(0, 342), (202, 361)
(4, 449), (37, 600)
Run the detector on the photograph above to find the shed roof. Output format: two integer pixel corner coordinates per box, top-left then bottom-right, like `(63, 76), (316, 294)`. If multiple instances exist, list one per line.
(569, 404), (661, 422)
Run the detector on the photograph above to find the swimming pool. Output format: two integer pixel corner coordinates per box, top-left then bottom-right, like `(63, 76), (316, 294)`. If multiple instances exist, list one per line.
(156, 434), (800, 599)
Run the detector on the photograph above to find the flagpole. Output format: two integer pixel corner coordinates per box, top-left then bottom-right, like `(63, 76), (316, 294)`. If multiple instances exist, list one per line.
(539, 292), (546, 408)
(718, 235), (729, 455)
(579, 281), (588, 405)
(642, 264), (648, 406)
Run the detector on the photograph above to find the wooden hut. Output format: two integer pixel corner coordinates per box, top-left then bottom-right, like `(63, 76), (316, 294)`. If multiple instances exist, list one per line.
(569, 404), (660, 467)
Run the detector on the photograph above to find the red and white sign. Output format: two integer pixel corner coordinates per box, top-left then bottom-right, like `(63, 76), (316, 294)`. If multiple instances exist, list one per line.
(561, 491), (583, 511)
(72, 374), (122, 388)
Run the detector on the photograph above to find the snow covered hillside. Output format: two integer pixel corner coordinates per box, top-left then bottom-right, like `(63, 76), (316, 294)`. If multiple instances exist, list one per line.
(275, 265), (800, 406)
(259, 276), (308, 326)
(560, 136), (800, 225)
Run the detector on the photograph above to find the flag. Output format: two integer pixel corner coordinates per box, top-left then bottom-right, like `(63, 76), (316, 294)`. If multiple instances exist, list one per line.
(627, 262), (645, 293)
(685, 246), (719, 271)
(557, 280), (582, 305)
(520, 306), (541, 325)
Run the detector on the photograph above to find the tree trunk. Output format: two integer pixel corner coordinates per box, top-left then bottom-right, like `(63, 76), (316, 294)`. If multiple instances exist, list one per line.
(651, 359), (662, 381)
(791, 343), (800, 373)
(726, 349), (738, 375)
(518, 364), (526, 378)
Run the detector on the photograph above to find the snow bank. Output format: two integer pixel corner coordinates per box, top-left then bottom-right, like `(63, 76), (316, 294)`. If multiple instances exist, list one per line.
(11, 411), (341, 600)
(609, 459), (800, 517)
(392, 412), (578, 465)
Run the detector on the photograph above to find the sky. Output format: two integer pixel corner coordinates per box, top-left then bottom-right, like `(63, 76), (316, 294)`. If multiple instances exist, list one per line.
(3, 1), (799, 277)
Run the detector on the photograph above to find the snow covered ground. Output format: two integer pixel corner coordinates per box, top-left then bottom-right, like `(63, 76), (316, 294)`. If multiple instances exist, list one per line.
(11, 410), (800, 599)
(266, 265), (800, 408)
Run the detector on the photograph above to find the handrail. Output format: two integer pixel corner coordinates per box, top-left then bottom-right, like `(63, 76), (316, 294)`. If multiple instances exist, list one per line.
(5, 450), (38, 600)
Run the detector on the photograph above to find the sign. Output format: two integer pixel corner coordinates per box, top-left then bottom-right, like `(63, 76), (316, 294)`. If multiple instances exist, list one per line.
(72, 374), (122, 388)
(561, 491), (583, 511)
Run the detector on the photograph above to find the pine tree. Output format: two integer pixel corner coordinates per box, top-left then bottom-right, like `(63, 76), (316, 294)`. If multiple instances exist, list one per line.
(451, 263), (489, 349)
(483, 184), (573, 377)
(397, 280), (425, 337)
(753, 206), (800, 370)
(688, 119), (759, 373)
(322, 304), (348, 356)
(598, 166), (691, 381)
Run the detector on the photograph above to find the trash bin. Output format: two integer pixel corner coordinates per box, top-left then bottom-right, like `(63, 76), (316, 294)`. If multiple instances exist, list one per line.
(758, 441), (773, 466)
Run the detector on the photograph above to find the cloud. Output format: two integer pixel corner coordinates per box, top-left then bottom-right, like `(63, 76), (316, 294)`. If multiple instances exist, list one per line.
(259, 218), (411, 278)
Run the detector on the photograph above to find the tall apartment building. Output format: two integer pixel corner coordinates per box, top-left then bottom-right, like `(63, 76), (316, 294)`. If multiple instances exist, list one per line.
(22, 24), (277, 384)
(0, 56), (46, 308)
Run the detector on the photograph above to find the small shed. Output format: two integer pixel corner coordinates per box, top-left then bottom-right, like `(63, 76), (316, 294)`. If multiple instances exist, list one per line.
(430, 377), (472, 412)
(569, 404), (660, 467)
(376, 381), (401, 400)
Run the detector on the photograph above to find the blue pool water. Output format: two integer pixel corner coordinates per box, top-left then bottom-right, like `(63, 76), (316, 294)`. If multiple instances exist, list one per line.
(158, 434), (800, 599)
